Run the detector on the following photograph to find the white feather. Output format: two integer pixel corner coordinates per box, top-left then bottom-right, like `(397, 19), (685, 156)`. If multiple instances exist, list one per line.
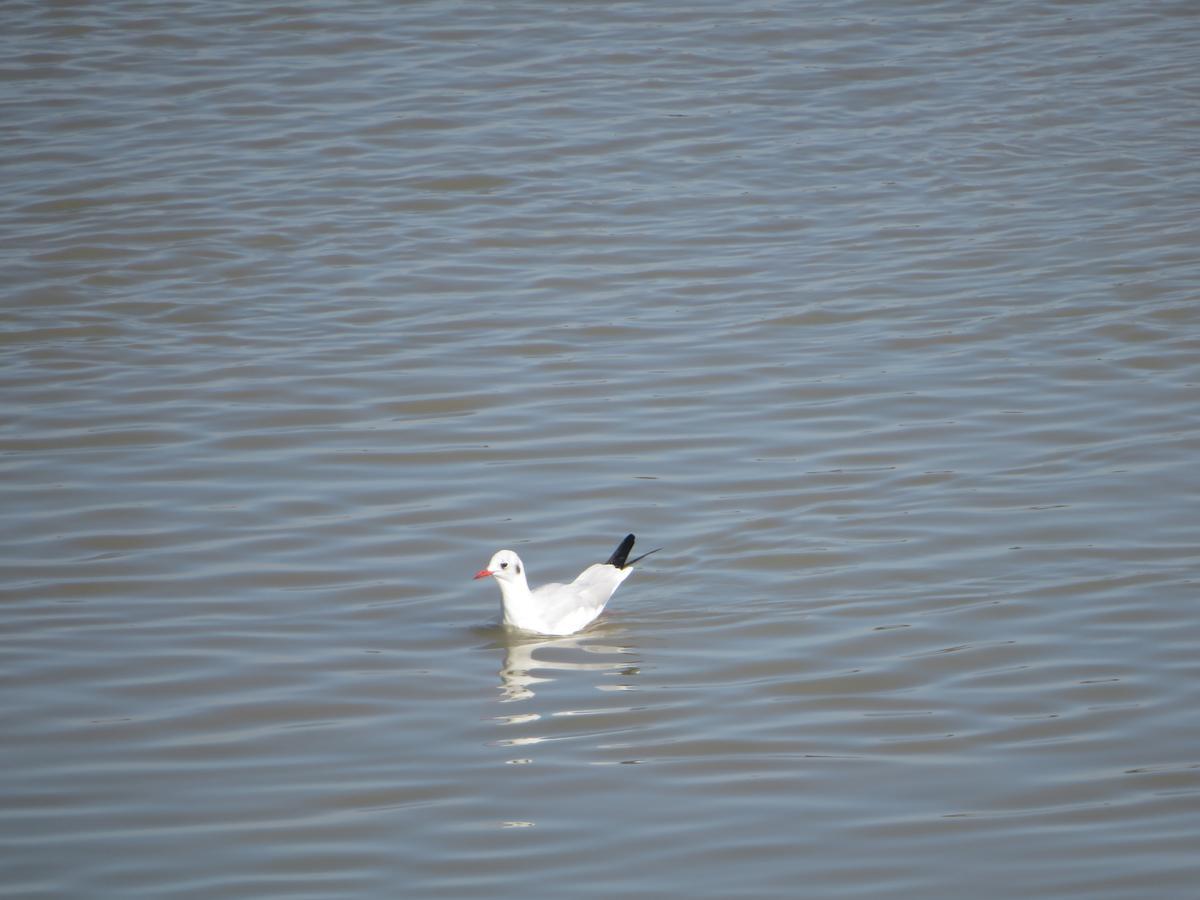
(475, 536), (653, 635)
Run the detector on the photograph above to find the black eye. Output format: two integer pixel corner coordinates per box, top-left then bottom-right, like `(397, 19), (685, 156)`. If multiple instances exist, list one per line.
(500, 561), (508, 569)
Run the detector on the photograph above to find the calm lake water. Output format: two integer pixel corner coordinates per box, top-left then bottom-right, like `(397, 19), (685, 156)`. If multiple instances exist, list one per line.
(3, 1), (1199, 897)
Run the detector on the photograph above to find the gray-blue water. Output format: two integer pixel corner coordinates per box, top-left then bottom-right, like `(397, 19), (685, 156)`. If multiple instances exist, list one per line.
(3, 1), (1198, 897)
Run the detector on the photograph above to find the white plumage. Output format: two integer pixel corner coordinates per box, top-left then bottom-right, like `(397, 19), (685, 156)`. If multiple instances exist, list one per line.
(474, 533), (658, 635)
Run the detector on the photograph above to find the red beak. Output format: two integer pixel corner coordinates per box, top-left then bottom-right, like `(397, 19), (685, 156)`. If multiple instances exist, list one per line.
(473, 568), (493, 580)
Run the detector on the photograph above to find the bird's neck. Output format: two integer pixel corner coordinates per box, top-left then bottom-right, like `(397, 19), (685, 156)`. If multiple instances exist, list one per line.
(497, 573), (535, 627)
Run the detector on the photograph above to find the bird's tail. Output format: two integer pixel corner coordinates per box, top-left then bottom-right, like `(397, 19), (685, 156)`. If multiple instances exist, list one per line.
(606, 533), (662, 569)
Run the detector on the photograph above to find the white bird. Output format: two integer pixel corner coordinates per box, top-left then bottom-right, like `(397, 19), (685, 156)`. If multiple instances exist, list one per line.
(474, 533), (659, 635)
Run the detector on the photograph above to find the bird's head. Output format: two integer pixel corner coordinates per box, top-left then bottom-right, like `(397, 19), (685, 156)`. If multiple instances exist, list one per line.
(473, 549), (524, 584)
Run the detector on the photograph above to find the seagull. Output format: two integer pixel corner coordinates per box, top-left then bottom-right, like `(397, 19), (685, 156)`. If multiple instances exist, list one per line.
(474, 533), (659, 635)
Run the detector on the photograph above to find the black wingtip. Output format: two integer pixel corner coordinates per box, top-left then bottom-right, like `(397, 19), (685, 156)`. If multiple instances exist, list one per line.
(626, 546), (661, 568)
(605, 534), (661, 569)
(605, 534), (636, 568)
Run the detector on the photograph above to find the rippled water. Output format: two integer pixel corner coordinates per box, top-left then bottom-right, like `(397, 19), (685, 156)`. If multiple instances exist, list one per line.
(3, 1), (1199, 897)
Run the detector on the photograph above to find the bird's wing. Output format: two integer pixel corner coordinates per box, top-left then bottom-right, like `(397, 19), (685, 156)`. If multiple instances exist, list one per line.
(569, 563), (630, 605)
(529, 564), (631, 633)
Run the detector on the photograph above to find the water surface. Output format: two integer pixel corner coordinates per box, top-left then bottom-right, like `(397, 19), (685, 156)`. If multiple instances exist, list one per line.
(3, 1), (1199, 897)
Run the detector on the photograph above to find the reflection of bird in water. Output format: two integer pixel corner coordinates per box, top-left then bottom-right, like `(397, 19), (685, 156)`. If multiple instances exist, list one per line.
(492, 627), (642, 766)
(496, 629), (638, 703)
(474, 534), (660, 635)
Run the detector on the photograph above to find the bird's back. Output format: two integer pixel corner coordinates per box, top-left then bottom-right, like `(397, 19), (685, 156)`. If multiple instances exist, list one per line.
(525, 564), (631, 635)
